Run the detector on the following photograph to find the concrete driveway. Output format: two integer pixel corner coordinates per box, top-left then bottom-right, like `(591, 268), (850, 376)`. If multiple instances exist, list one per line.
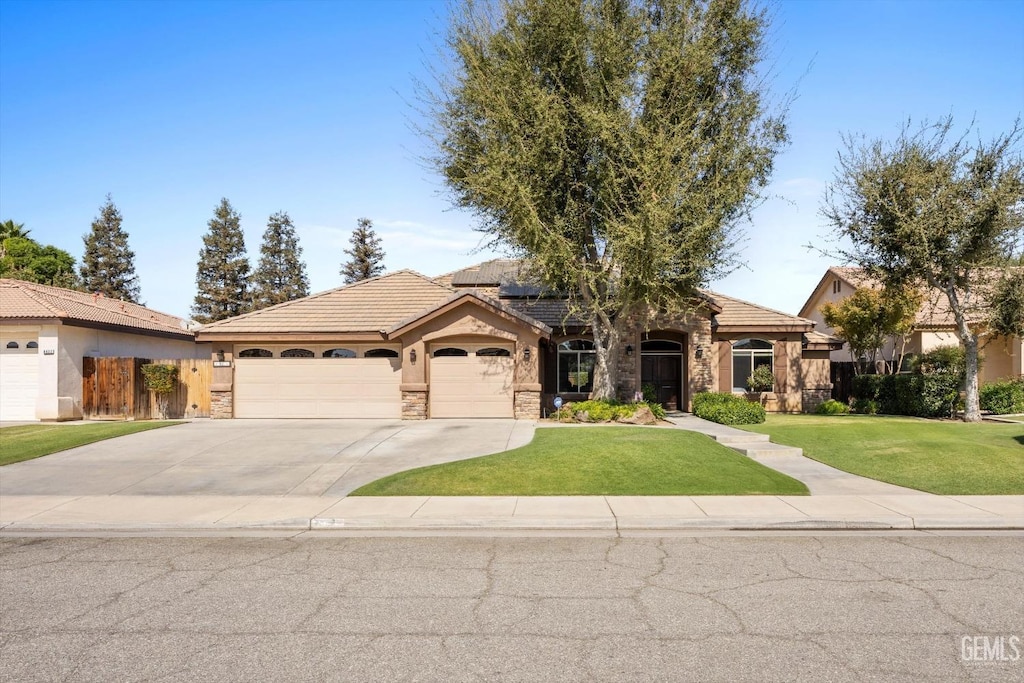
(0, 419), (536, 498)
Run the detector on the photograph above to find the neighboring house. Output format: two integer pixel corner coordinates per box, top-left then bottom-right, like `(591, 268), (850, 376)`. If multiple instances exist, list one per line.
(0, 279), (207, 421)
(196, 261), (841, 419)
(799, 266), (1023, 383)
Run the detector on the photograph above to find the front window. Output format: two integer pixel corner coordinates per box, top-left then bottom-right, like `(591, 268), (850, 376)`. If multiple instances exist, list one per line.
(558, 339), (595, 393)
(732, 339), (773, 392)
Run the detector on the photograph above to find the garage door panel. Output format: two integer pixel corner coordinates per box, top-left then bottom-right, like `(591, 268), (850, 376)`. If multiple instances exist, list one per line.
(234, 358), (400, 418)
(0, 353), (39, 421)
(430, 356), (513, 418)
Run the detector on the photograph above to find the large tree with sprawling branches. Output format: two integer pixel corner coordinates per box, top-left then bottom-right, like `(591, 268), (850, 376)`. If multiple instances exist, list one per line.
(427, 0), (788, 399)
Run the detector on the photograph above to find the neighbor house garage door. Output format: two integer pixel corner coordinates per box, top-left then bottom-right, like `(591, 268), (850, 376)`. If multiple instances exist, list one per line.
(429, 344), (514, 418)
(0, 336), (39, 421)
(234, 355), (401, 418)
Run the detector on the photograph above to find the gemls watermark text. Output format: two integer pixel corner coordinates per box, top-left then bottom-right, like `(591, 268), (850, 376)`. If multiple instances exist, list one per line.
(960, 635), (1021, 664)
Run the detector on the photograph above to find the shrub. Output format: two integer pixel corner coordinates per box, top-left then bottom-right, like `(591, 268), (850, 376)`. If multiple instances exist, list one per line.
(552, 399), (663, 423)
(815, 399), (850, 415)
(692, 392), (766, 425)
(851, 372), (960, 418)
(912, 344), (968, 377)
(641, 383), (658, 404)
(746, 365), (775, 392)
(851, 397), (878, 415)
(980, 378), (1024, 414)
(140, 364), (178, 394)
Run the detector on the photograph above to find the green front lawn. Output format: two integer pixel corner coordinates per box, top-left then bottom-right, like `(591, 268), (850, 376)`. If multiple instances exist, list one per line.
(743, 415), (1024, 495)
(351, 426), (809, 496)
(0, 422), (182, 466)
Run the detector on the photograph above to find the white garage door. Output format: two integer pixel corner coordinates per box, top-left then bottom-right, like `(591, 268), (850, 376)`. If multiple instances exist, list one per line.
(429, 345), (514, 418)
(234, 357), (401, 418)
(0, 340), (39, 421)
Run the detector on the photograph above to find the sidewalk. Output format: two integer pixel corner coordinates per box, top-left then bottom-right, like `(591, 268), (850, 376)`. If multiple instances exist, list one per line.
(2, 493), (1021, 532)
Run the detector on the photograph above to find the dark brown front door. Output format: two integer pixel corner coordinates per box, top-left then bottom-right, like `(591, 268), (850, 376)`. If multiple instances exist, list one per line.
(641, 355), (682, 410)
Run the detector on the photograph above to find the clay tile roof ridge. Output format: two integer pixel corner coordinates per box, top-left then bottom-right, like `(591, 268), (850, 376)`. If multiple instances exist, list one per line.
(1, 279), (69, 317)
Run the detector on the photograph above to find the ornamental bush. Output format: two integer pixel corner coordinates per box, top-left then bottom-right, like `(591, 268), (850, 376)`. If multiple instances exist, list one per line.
(851, 373), (960, 418)
(815, 399), (850, 415)
(140, 364), (178, 394)
(692, 392), (766, 425)
(552, 399), (665, 423)
(979, 378), (1024, 414)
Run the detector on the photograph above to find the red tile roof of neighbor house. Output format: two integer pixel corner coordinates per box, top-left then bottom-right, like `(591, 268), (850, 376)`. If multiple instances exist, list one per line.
(0, 278), (194, 338)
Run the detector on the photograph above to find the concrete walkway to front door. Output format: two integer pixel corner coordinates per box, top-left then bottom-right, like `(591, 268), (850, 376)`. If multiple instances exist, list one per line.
(665, 414), (928, 495)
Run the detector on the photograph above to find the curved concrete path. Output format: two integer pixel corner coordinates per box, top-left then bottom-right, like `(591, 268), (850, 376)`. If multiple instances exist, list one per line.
(665, 414), (929, 496)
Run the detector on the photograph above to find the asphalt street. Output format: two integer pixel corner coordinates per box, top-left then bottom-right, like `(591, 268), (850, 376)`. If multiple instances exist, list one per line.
(1, 532), (1021, 681)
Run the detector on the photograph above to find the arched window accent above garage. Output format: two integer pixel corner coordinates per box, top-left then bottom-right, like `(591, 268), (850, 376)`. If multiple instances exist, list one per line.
(323, 348), (356, 358)
(281, 348), (314, 358)
(433, 347), (469, 357)
(239, 348), (272, 358)
(26, 341), (38, 349)
(364, 348), (399, 358)
(641, 340), (681, 352)
(5, 341), (18, 349)
(476, 347), (511, 357)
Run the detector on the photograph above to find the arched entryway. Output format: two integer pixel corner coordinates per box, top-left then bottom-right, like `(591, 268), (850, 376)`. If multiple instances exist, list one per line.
(640, 337), (685, 411)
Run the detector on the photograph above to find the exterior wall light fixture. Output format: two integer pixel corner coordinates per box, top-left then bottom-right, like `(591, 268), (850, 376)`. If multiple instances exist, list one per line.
(410, 349), (417, 363)
(625, 345), (634, 356)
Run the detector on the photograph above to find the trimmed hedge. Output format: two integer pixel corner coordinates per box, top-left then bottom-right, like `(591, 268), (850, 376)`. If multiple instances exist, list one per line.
(692, 392), (766, 425)
(851, 373), (961, 418)
(553, 399), (666, 423)
(980, 379), (1024, 415)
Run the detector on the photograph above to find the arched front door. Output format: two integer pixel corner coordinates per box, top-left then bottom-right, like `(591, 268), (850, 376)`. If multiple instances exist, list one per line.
(640, 339), (683, 411)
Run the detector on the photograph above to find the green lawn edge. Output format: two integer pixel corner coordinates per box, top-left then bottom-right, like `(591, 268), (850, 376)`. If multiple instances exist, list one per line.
(741, 414), (1024, 495)
(0, 421), (184, 466)
(351, 426), (809, 496)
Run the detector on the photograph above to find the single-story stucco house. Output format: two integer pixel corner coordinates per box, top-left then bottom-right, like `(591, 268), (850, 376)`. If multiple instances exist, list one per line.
(196, 260), (842, 419)
(800, 266), (1023, 383)
(0, 279), (207, 421)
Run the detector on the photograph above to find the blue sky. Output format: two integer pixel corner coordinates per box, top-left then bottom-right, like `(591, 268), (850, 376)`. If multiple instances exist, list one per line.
(1, 0), (1022, 319)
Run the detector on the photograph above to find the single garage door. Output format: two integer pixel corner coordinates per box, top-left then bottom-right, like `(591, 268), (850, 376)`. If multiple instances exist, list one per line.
(234, 355), (401, 418)
(0, 338), (39, 421)
(429, 344), (514, 418)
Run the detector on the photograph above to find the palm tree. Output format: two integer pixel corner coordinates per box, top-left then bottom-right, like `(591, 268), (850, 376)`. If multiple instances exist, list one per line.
(0, 220), (30, 240)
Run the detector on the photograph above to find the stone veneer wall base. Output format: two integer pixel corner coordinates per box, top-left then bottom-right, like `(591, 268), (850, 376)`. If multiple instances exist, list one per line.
(211, 391), (233, 419)
(402, 391), (428, 420)
(514, 390), (541, 419)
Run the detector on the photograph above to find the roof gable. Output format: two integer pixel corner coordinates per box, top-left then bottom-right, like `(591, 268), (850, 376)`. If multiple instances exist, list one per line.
(0, 279), (194, 338)
(198, 270), (454, 335)
(704, 290), (815, 331)
(389, 289), (552, 338)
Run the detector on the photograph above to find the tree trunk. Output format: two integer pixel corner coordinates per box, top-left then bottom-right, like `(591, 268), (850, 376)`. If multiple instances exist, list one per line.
(589, 314), (619, 401)
(946, 284), (981, 422)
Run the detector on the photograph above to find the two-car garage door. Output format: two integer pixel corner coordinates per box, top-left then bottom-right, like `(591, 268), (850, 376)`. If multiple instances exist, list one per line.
(234, 356), (401, 418)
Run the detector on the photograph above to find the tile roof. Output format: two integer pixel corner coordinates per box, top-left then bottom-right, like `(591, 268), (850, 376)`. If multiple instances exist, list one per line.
(198, 270), (455, 334)
(449, 259), (524, 286)
(704, 291), (815, 329)
(0, 279), (194, 337)
(389, 289), (552, 336)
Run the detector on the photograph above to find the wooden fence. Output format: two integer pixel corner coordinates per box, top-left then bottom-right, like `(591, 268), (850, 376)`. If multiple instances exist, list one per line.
(83, 357), (211, 420)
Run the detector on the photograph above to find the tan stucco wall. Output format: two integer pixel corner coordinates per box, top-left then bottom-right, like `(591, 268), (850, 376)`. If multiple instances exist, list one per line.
(980, 335), (1023, 383)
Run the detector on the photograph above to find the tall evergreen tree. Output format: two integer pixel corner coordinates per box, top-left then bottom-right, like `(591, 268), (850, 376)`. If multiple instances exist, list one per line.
(340, 217), (385, 284)
(192, 198), (250, 323)
(251, 211), (310, 310)
(80, 195), (140, 302)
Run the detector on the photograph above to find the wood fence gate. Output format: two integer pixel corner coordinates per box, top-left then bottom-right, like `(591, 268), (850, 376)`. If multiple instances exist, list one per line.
(83, 357), (211, 420)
